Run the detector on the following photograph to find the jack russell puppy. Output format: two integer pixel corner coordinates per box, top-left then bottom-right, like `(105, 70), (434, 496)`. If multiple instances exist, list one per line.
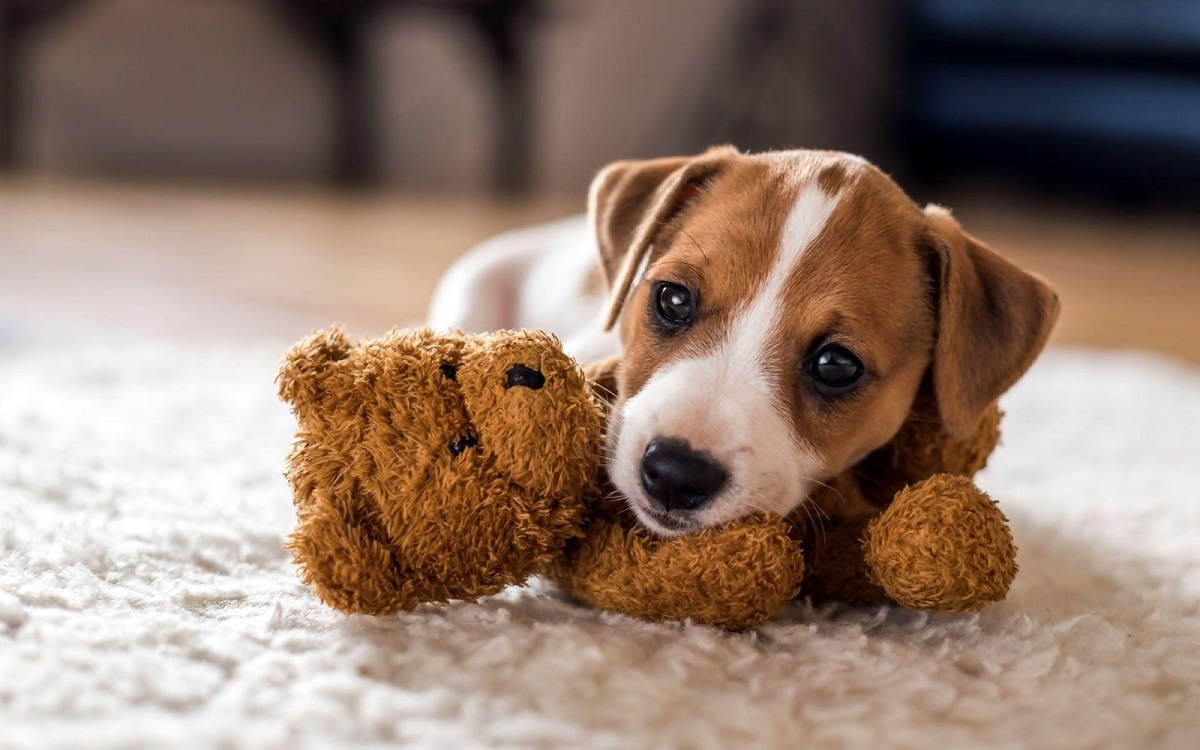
(427, 146), (1060, 538)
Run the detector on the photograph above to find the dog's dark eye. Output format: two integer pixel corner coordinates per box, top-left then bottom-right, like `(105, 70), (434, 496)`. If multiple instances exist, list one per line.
(653, 282), (695, 329)
(809, 345), (864, 391)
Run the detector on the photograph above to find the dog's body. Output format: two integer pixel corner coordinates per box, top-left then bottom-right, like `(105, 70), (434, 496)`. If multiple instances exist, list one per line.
(427, 215), (618, 365)
(428, 147), (1059, 537)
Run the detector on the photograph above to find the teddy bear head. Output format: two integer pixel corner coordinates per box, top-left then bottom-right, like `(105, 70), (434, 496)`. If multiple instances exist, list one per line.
(278, 326), (605, 611)
(279, 326), (604, 496)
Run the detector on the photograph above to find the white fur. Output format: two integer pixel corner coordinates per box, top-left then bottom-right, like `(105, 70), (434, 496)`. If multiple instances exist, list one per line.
(609, 183), (842, 536)
(426, 216), (618, 363)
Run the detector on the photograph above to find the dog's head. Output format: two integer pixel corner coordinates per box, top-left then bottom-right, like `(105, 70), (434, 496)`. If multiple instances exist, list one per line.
(593, 147), (1059, 536)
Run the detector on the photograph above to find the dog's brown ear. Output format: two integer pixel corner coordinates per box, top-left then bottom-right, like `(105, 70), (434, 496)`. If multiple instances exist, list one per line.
(588, 145), (738, 330)
(923, 205), (1061, 436)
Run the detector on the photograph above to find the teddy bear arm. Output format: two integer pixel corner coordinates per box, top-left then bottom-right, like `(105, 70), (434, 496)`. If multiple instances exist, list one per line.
(288, 495), (434, 615)
(552, 514), (805, 630)
(863, 474), (1017, 612)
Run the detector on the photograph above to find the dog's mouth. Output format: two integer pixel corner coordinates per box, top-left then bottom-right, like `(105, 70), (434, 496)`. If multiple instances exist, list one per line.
(635, 504), (701, 536)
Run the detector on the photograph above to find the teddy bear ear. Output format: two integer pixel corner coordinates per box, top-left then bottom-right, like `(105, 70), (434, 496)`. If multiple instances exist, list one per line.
(277, 325), (358, 409)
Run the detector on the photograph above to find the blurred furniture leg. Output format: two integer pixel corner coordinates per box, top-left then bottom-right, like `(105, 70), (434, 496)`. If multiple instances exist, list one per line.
(0, 0), (89, 170)
(276, 0), (377, 187)
(0, 2), (14, 169)
(461, 0), (536, 195)
(1, 0), (90, 170)
(277, 0), (538, 193)
(2, 0), (538, 192)
(291, 0), (541, 193)
(328, 10), (373, 189)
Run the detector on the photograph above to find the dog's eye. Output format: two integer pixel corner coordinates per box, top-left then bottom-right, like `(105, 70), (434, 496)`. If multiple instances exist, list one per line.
(652, 282), (695, 329)
(808, 344), (864, 391)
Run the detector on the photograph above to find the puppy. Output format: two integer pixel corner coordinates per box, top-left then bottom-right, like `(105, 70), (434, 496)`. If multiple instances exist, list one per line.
(428, 147), (1059, 537)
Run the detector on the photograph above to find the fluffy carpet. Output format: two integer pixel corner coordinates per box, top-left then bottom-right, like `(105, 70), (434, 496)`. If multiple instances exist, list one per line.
(1, 343), (1198, 749)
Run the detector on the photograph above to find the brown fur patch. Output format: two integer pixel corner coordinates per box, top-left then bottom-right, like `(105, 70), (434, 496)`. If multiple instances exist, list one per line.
(766, 164), (936, 479)
(816, 161), (850, 194)
(617, 157), (795, 399)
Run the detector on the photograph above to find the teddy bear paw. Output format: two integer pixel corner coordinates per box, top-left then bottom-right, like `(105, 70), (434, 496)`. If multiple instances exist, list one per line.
(864, 474), (1017, 612)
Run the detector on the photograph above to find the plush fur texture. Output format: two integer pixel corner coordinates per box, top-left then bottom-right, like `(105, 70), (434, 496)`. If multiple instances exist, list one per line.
(4, 343), (1199, 749)
(866, 475), (1017, 611)
(279, 327), (602, 614)
(280, 327), (1016, 629)
(552, 513), (807, 631)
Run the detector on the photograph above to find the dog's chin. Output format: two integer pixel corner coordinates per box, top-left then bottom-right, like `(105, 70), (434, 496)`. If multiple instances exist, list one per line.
(629, 502), (702, 538)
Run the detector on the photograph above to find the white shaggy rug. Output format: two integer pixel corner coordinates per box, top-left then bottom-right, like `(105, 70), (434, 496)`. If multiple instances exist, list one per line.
(2, 343), (1199, 749)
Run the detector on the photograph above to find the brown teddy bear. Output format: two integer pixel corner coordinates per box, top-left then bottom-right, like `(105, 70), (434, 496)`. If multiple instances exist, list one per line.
(279, 326), (1015, 630)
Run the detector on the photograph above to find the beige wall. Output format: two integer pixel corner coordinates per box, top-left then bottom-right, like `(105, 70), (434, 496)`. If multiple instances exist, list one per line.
(22, 0), (893, 193)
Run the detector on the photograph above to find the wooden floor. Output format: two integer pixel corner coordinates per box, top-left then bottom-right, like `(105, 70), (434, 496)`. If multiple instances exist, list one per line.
(2, 177), (1199, 364)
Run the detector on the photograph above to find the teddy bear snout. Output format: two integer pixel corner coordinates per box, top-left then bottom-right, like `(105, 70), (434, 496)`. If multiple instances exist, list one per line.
(448, 432), (479, 456)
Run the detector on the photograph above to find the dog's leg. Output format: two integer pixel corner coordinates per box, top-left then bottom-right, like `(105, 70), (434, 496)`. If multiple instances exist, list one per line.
(427, 231), (548, 332)
(427, 217), (596, 334)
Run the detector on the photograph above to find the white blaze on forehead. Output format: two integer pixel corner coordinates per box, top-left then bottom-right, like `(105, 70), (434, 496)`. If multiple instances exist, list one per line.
(722, 181), (844, 413)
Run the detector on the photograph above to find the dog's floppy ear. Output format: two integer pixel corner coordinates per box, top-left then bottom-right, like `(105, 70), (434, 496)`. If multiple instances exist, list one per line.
(923, 205), (1061, 436)
(588, 145), (738, 330)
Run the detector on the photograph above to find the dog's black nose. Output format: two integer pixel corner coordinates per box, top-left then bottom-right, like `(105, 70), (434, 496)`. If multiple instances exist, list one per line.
(640, 437), (727, 512)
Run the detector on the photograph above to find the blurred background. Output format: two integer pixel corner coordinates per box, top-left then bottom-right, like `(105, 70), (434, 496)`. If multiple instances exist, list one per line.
(1, 0), (1198, 361)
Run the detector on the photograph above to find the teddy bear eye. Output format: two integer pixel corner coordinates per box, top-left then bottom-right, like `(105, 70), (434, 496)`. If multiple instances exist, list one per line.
(440, 364), (457, 381)
(505, 364), (544, 390)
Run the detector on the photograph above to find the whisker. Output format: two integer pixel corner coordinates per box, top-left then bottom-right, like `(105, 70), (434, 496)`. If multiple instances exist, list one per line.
(807, 492), (830, 522)
(778, 498), (824, 570)
(803, 501), (827, 550)
(741, 493), (773, 516)
(801, 474), (847, 511)
(678, 227), (711, 264)
(590, 382), (619, 401)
